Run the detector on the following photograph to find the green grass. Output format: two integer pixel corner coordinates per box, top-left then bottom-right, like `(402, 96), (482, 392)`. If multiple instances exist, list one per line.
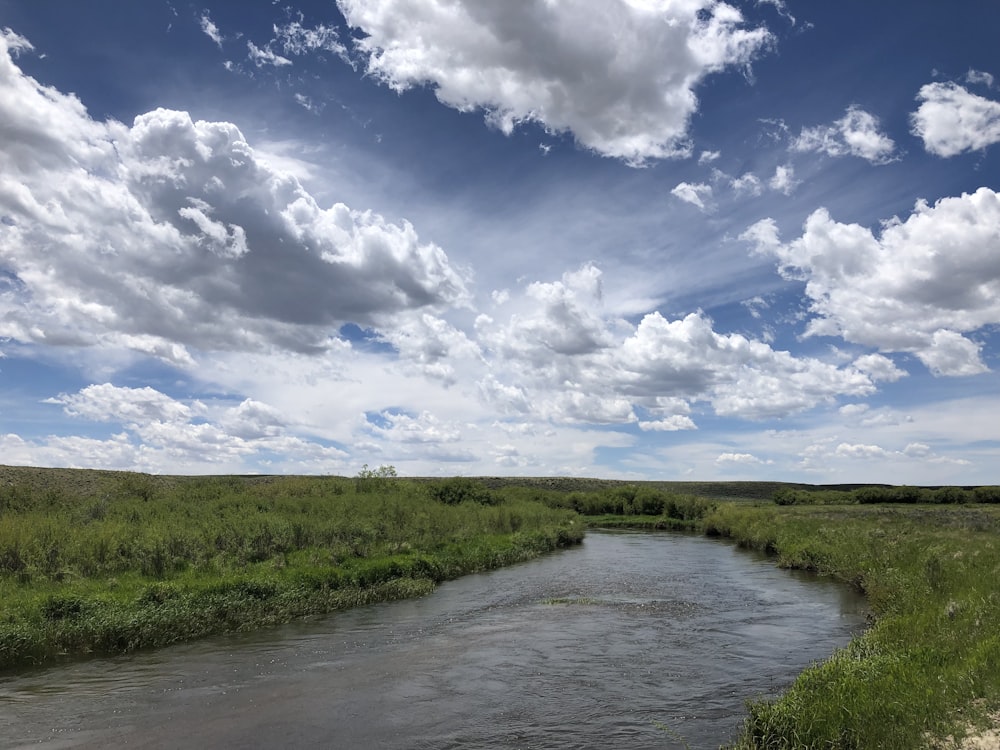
(0, 468), (581, 670)
(5, 466), (1000, 746)
(702, 503), (1000, 749)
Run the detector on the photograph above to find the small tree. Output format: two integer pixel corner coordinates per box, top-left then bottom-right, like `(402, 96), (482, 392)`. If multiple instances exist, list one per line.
(355, 464), (397, 494)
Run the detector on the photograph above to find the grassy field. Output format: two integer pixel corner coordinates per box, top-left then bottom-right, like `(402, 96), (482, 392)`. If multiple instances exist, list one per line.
(3, 466), (999, 747)
(0, 467), (582, 670)
(700, 502), (1000, 749)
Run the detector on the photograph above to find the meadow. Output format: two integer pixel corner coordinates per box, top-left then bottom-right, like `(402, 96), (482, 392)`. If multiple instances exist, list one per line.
(0, 467), (581, 670)
(702, 501), (1000, 750)
(3, 466), (999, 748)
(533, 481), (1000, 749)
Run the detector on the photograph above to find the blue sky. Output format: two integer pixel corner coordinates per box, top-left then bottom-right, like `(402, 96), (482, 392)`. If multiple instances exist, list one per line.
(1, 1), (999, 482)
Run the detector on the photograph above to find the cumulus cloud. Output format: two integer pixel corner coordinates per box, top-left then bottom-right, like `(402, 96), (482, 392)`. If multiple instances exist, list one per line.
(479, 269), (882, 426)
(838, 403), (869, 417)
(482, 264), (615, 369)
(364, 409), (462, 444)
(671, 181), (713, 210)
(792, 106), (896, 164)
(743, 188), (1000, 376)
(903, 442), (931, 458)
(835, 442), (888, 459)
(768, 164), (798, 194)
(376, 312), (482, 383)
(48, 383), (197, 425)
(43, 384), (347, 472)
(639, 415), (698, 431)
(716, 451), (763, 464)
(731, 172), (764, 196)
(336, 0), (774, 164)
(612, 311), (874, 415)
(0, 33), (467, 363)
(911, 82), (1000, 157)
(852, 353), (907, 382)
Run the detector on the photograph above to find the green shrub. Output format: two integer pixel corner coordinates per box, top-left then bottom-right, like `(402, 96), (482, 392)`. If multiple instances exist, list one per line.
(354, 464), (397, 494)
(428, 478), (497, 505)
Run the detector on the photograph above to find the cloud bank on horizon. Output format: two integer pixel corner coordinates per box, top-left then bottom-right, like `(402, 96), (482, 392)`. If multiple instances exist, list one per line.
(0, 0), (999, 483)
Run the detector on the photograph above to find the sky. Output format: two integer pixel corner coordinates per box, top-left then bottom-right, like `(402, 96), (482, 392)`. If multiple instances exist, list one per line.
(0, 1), (998, 483)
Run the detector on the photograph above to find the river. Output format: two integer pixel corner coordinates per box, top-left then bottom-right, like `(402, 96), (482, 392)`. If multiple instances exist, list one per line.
(1, 530), (867, 749)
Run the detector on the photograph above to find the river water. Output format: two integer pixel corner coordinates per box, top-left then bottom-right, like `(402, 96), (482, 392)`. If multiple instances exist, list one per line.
(1, 531), (866, 749)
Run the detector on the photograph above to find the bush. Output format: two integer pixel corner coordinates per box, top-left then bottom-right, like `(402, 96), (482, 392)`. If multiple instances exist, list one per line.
(354, 464), (397, 494)
(428, 478), (497, 506)
(974, 486), (1000, 503)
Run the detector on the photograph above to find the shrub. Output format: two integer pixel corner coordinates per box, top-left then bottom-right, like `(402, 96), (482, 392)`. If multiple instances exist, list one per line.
(428, 478), (497, 506)
(354, 464), (397, 494)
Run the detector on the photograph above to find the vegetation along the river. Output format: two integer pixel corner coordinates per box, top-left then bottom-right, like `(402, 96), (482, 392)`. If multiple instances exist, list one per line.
(0, 466), (581, 671)
(3, 465), (1000, 748)
(541, 479), (1000, 749)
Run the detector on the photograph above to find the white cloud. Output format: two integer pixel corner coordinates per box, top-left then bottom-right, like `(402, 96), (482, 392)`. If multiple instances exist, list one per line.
(40, 384), (348, 473)
(1, 27), (33, 57)
(911, 82), (1000, 157)
(336, 0), (773, 164)
(671, 181), (713, 210)
(965, 69), (995, 88)
(376, 312), (482, 383)
(835, 442), (888, 460)
(0, 34), (468, 363)
(741, 295), (769, 318)
(482, 264), (614, 367)
(474, 265), (884, 428)
(698, 149), (721, 164)
(852, 353), (906, 382)
(838, 403), (869, 417)
(221, 399), (288, 439)
(756, 0), (795, 25)
(743, 188), (1000, 376)
(915, 330), (987, 377)
(364, 409), (462, 444)
(247, 40), (292, 68)
(716, 451), (762, 464)
(792, 106), (896, 164)
(731, 172), (763, 196)
(199, 13), (223, 48)
(768, 164), (798, 194)
(272, 20), (347, 58)
(903, 442), (931, 458)
(48, 383), (197, 425)
(639, 415), (697, 432)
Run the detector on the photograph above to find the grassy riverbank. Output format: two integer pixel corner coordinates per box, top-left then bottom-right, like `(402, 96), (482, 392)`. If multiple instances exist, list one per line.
(699, 502), (1000, 750)
(538, 480), (1000, 748)
(0, 469), (581, 670)
(5, 467), (1000, 747)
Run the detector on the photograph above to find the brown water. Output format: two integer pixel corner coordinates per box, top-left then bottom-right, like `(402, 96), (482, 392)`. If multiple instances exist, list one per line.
(0, 531), (867, 749)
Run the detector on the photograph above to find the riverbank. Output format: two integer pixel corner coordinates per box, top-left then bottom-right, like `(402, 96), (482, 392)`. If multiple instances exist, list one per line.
(693, 503), (1000, 749)
(586, 501), (1000, 748)
(5, 467), (1000, 747)
(0, 469), (581, 670)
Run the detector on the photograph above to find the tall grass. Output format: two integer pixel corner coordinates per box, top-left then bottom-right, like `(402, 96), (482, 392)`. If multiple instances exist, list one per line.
(703, 503), (1000, 749)
(0, 472), (581, 670)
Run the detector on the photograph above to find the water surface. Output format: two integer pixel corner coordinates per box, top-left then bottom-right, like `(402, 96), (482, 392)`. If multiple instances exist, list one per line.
(1, 531), (866, 749)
